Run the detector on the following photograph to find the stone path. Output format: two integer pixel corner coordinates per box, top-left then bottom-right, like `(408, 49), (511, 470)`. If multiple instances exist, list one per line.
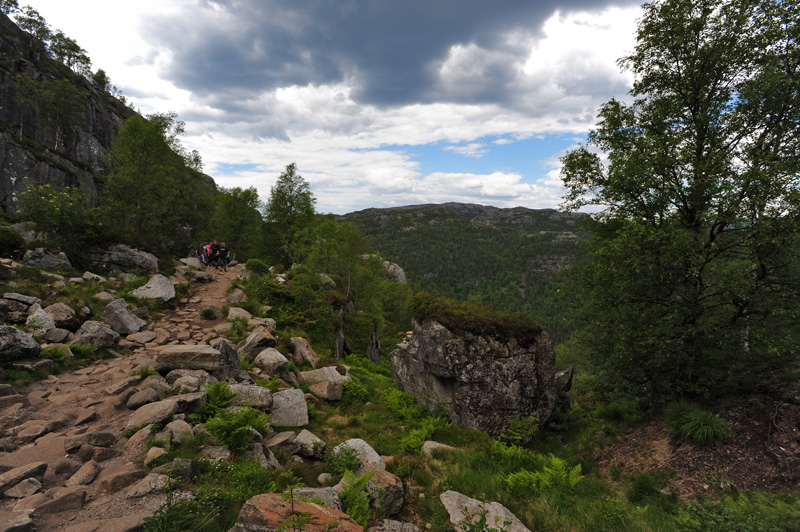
(0, 268), (238, 532)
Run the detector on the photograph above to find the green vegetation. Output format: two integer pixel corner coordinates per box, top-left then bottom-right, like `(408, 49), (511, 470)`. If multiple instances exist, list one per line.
(560, 0), (800, 403)
(412, 291), (542, 347)
(664, 402), (729, 447)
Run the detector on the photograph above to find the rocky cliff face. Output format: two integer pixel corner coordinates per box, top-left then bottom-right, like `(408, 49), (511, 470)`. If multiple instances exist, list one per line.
(389, 318), (564, 437)
(0, 12), (135, 213)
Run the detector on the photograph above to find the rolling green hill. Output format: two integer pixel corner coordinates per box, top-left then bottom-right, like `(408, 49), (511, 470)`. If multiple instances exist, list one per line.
(340, 203), (589, 343)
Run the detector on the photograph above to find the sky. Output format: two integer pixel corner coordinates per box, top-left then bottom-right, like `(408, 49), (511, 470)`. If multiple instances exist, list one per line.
(26, 0), (643, 214)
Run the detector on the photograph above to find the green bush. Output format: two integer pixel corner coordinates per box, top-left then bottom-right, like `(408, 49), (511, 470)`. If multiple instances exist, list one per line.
(665, 402), (729, 446)
(245, 258), (270, 276)
(203, 407), (272, 454)
(0, 225), (24, 258)
(200, 307), (218, 320)
(381, 388), (425, 421)
(400, 417), (449, 455)
(326, 445), (362, 477)
(189, 381), (237, 424)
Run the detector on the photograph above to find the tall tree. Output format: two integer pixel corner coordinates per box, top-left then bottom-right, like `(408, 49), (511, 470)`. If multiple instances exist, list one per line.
(1, 0), (19, 15)
(560, 0), (800, 401)
(102, 113), (212, 252)
(263, 162), (316, 265)
(210, 186), (264, 260)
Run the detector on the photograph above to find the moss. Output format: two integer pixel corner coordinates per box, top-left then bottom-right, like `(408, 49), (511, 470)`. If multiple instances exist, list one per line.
(411, 291), (543, 347)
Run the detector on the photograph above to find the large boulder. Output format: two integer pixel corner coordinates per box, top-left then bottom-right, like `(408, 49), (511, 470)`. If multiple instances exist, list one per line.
(270, 389), (308, 427)
(86, 244), (158, 274)
(230, 493), (362, 532)
(102, 299), (146, 334)
(131, 274), (175, 302)
(389, 318), (563, 439)
(43, 302), (79, 331)
(439, 491), (531, 532)
(73, 320), (119, 349)
(155, 341), (244, 381)
(22, 248), (72, 269)
(0, 325), (40, 362)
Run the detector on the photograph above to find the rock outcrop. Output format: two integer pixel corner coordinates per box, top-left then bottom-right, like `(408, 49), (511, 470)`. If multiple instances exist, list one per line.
(389, 318), (568, 438)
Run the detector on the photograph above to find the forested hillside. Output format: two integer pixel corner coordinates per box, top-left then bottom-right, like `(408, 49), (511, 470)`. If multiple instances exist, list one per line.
(341, 203), (588, 343)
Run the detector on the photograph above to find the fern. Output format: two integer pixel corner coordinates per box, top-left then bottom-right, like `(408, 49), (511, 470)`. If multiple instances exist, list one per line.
(504, 455), (583, 500)
(338, 469), (375, 528)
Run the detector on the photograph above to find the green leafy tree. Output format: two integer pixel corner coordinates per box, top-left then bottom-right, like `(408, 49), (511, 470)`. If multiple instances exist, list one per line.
(1, 0), (19, 15)
(49, 29), (91, 76)
(210, 186), (265, 260)
(560, 0), (800, 401)
(90, 69), (111, 92)
(102, 112), (212, 252)
(17, 183), (95, 256)
(263, 162), (316, 265)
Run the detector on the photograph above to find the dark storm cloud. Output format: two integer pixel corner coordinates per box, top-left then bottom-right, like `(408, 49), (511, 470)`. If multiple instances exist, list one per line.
(144, 0), (639, 108)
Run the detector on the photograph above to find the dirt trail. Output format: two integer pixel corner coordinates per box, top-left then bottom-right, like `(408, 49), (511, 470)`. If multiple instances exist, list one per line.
(0, 267), (239, 531)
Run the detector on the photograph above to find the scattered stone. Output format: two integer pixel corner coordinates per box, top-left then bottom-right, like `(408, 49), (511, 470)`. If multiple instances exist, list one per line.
(295, 429), (326, 458)
(82, 432), (117, 448)
(421, 441), (456, 456)
(82, 271), (107, 283)
(4, 478), (41, 498)
(439, 491), (531, 532)
(225, 288), (246, 304)
(144, 447), (168, 467)
(97, 470), (147, 495)
(131, 274), (175, 302)
(368, 520), (420, 532)
(298, 366), (351, 387)
(253, 348), (289, 376)
(35, 488), (87, 514)
(126, 473), (169, 498)
(0, 325), (41, 362)
(270, 389), (309, 427)
(0, 462), (48, 494)
(308, 381), (343, 401)
(293, 487), (343, 511)
(367, 469), (404, 516)
(126, 387), (159, 410)
(53, 458), (82, 477)
(43, 302), (79, 331)
(290, 337), (320, 368)
(333, 439), (385, 476)
(263, 431), (301, 455)
(125, 398), (181, 431)
(318, 473), (333, 486)
(73, 321), (120, 349)
(152, 457), (194, 483)
(102, 299), (147, 334)
(229, 493), (362, 532)
(229, 384), (273, 409)
(65, 461), (101, 486)
(95, 291), (117, 302)
(197, 445), (233, 462)
(227, 307), (252, 321)
(239, 328), (278, 357)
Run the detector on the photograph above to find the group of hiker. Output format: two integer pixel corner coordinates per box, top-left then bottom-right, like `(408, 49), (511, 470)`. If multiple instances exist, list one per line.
(196, 241), (231, 271)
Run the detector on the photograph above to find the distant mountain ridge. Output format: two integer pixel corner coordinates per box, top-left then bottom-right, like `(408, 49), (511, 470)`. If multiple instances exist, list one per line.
(340, 203), (589, 343)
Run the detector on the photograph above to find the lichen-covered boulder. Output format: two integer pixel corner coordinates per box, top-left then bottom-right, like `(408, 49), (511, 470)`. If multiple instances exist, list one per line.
(389, 317), (565, 439)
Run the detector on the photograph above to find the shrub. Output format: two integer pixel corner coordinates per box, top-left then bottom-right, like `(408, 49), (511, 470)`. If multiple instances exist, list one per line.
(203, 407), (272, 454)
(189, 381), (237, 424)
(68, 343), (95, 360)
(326, 445), (362, 477)
(0, 225), (24, 258)
(499, 416), (538, 445)
(200, 307), (218, 320)
(665, 402), (729, 446)
(245, 258), (270, 276)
